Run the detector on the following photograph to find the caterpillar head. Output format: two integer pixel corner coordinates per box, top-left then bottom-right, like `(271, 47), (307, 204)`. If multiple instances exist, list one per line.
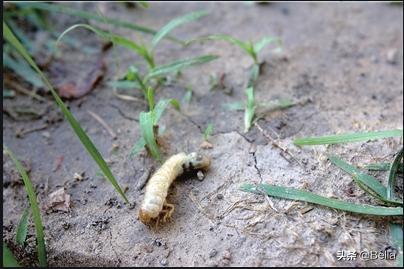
(185, 152), (211, 171)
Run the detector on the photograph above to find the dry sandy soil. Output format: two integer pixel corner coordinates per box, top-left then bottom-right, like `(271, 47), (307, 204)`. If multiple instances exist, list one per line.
(3, 2), (403, 267)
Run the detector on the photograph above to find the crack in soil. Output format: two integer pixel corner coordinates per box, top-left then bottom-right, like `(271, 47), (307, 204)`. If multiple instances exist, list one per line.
(110, 104), (138, 121)
(251, 151), (263, 184)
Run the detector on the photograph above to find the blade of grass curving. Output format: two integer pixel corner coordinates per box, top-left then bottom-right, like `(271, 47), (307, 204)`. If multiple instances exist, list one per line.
(152, 10), (208, 49)
(387, 148), (403, 200)
(253, 36), (282, 54)
(240, 183), (403, 216)
(294, 129), (403, 146)
(3, 243), (21, 267)
(328, 155), (387, 200)
(14, 2), (180, 43)
(56, 23), (151, 63)
(351, 174), (402, 206)
(16, 208), (30, 246)
(146, 55), (219, 80)
(4, 146), (46, 266)
(4, 21), (129, 204)
(129, 137), (147, 159)
(364, 162), (403, 173)
(139, 111), (161, 161)
(204, 123), (214, 141)
(390, 223), (403, 267)
(244, 87), (256, 133)
(126, 66), (148, 96)
(186, 34), (250, 55)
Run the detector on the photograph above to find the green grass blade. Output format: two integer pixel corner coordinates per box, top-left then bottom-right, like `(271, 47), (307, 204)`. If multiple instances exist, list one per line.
(365, 163), (392, 171)
(152, 10), (208, 49)
(258, 99), (295, 110)
(4, 146), (46, 266)
(387, 148), (403, 200)
(3, 243), (21, 267)
(253, 36), (282, 54)
(107, 80), (141, 90)
(16, 208), (30, 246)
(139, 111), (161, 161)
(147, 87), (155, 111)
(129, 137), (147, 159)
(390, 223), (403, 267)
(126, 66), (148, 97)
(15, 2), (181, 42)
(3, 51), (44, 88)
(329, 155), (388, 199)
(247, 63), (259, 87)
(204, 123), (214, 141)
(351, 174), (402, 206)
(152, 99), (180, 125)
(240, 183), (403, 216)
(244, 87), (256, 133)
(4, 21), (129, 204)
(146, 55), (219, 80)
(5, 19), (35, 53)
(186, 34), (250, 55)
(56, 24), (150, 61)
(294, 129), (403, 146)
(182, 86), (193, 104)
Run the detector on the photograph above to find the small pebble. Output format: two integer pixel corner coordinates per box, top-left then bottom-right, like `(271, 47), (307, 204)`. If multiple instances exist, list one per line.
(209, 249), (218, 258)
(42, 131), (51, 139)
(197, 170), (205, 181)
(311, 165), (317, 171)
(160, 259), (168, 266)
(129, 202), (136, 210)
(216, 193), (224, 200)
(386, 49), (398, 64)
(62, 222), (70, 230)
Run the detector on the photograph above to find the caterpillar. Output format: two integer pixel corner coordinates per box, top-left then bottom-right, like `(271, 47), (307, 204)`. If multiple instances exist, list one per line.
(139, 152), (211, 225)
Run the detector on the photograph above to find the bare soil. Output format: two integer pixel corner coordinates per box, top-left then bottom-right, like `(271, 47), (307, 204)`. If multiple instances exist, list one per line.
(3, 2), (403, 267)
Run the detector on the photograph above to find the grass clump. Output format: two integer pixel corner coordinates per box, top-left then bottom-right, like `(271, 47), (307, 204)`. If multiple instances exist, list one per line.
(56, 10), (218, 161)
(3, 146), (47, 267)
(186, 34), (282, 132)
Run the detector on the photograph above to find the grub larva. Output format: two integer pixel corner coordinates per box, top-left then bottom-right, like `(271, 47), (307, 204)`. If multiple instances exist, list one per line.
(138, 152), (211, 225)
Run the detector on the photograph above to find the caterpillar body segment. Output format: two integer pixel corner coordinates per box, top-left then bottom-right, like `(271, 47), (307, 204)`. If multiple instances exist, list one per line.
(139, 152), (210, 225)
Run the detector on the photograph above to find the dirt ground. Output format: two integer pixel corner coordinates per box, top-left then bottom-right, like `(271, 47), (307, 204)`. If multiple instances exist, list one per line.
(3, 2), (403, 267)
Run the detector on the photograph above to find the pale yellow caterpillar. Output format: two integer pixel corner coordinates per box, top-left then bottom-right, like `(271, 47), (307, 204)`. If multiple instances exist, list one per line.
(139, 152), (211, 225)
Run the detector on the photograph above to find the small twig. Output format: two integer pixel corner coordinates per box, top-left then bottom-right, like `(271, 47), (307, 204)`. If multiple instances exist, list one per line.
(4, 78), (47, 102)
(16, 123), (49, 138)
(188, 190), (216, 224)
(87, 110), (117, 139)
(112, 88), (148, 105)
(254, 122), (304, 167)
